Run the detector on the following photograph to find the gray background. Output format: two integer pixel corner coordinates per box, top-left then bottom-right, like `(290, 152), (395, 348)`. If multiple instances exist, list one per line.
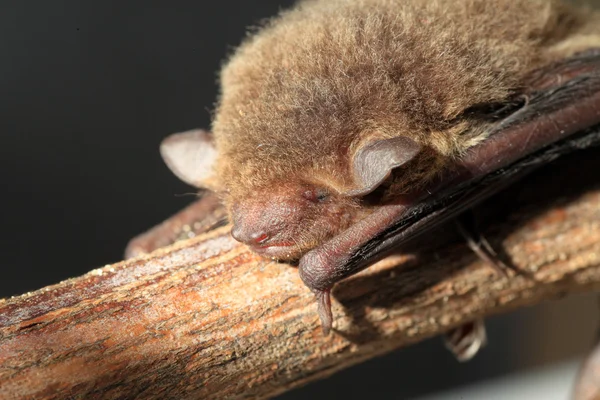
(1, 1), (598, 398)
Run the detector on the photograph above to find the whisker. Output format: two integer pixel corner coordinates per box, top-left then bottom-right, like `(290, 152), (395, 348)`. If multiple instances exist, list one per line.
(173, 192), (202, 198)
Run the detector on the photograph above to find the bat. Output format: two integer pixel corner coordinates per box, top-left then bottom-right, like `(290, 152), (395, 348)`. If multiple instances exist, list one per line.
(127, 0), (600, 365)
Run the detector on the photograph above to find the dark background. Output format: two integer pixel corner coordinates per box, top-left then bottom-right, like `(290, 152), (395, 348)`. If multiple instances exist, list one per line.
(1, 1), (598, 398)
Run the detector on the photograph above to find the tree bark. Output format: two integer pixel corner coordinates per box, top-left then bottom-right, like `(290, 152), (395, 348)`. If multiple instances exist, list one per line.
(1, 152), (600, 400)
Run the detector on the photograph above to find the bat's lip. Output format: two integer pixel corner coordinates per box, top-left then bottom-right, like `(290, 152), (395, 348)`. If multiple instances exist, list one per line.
(250, 242), (298, 258)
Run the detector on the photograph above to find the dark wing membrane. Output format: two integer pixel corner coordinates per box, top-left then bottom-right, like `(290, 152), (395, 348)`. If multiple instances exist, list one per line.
(346, 49), (600, 271)
(349, 125), (600, 268)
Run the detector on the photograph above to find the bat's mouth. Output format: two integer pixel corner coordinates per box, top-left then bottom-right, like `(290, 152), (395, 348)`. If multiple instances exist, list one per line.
(251, 242), (298, 259)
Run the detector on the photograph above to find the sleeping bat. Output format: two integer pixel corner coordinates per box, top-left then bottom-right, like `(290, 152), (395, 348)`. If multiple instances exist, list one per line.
(127, 0), (600, 369)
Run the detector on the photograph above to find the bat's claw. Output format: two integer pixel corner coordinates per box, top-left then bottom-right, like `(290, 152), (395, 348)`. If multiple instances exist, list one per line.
(315, 289), (333, 335)
(444, 319), (487, 362)
(455, 212), (525, 278)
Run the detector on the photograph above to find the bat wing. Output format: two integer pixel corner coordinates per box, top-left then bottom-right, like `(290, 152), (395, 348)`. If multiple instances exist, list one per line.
(349, 49), (600, 268)
(299, 49), (600, 331)
(353, 120), (600, 267)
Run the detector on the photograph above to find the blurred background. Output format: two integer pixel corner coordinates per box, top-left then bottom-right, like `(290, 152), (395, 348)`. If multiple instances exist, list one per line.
(1, 1), (599, 398)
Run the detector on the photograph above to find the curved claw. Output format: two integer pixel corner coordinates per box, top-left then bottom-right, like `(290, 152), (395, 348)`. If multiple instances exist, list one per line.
(315, 289), (333, 335)
(443, 319), (487, 362)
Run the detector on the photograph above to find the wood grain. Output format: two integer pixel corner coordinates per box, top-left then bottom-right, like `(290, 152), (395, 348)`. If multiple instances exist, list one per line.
(1, 151), (600, 400)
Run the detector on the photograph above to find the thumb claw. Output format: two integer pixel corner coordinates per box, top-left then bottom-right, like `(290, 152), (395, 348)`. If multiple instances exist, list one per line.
(315, 289), (332, 335)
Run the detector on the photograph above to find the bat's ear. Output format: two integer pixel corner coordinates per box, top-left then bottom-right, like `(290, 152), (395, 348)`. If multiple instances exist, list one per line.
(160, 129), (218, 190)
(346, 136), (421, 196)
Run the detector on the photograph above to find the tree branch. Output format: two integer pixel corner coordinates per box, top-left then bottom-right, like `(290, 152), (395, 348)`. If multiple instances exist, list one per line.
(1, 153), (600, 400)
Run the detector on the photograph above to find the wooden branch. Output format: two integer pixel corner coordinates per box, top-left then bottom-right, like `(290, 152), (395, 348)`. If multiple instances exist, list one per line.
(1, 154), (600, 400)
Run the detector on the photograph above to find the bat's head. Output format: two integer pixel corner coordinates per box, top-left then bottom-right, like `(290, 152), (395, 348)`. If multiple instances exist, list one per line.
(160, 130), (429, 260)
(228, 181), (360, 259)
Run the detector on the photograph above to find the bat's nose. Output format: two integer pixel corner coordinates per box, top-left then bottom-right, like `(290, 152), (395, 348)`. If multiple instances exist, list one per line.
(231, 225), (270, 246)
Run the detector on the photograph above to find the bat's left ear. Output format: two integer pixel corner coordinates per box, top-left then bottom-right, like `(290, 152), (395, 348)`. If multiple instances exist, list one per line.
(160, 129), (218, 190)
(345, 136), (421, 196)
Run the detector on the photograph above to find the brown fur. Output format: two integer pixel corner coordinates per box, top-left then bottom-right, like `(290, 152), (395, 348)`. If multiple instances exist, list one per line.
(208, 0), (600, 258)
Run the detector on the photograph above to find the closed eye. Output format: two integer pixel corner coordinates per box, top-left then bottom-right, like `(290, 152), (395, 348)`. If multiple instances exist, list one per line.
(302, 188), (329, 203)
(316, 190), (329, 202)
